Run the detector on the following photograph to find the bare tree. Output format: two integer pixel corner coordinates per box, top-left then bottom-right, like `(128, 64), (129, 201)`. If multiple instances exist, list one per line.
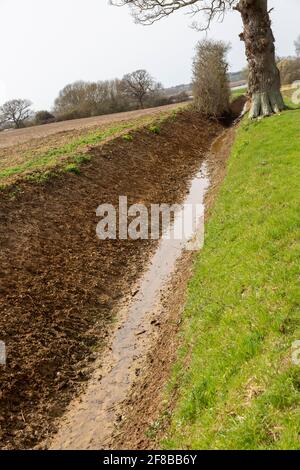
(54, 81), (90, 118)
(122, 69), (156, 108)
(53, 80), (131, 119)
(53, 75), (166, 121)
(111, 0), (285, 119)
(193, 40), (230, 117)
(0, 99), (32, 128)
(295, 35), (300, 58)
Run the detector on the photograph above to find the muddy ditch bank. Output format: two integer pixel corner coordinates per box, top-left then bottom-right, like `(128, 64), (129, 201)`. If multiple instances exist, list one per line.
(109, 128), (238, 450)
(0, 110), (224, 450)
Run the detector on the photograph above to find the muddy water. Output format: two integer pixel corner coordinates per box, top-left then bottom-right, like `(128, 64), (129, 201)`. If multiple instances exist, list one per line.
(49, 163), (210, 450)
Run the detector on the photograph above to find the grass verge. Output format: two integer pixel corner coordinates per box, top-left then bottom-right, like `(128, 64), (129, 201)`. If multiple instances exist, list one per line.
(163, 107), (300, 450)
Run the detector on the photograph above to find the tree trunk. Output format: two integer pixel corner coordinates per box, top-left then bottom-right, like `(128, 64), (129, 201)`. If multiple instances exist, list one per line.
(138, 97), (144, 109)
(236, 0), (285, 118)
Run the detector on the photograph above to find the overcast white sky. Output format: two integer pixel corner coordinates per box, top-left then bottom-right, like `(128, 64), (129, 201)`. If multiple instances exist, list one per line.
(0, 0), (299, 110)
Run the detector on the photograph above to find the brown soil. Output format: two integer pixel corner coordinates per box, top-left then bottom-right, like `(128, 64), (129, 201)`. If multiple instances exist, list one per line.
(0, 104), (181, 149)
(109, 126), (238, 450)
(0, 110), (223, 450)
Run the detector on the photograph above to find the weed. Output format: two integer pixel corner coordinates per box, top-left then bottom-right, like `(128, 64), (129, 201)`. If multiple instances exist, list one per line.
(64, 163), (80, 175)
(149, 125), (161, 134)
(122, 133), (133, 142)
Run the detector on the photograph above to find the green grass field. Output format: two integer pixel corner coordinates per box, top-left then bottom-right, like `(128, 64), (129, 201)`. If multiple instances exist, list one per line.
(163, 106), (300, 449)
(231, 87), (248, 100)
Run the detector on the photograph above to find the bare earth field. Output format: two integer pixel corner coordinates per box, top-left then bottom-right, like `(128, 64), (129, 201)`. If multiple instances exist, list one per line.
(0, 104), (180, 149)
(0, 104), (188, 187)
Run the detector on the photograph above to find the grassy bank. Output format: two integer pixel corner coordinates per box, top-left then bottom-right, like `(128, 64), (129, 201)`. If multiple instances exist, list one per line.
(164, 108), (300, 450)
(231, 87), (247, 100)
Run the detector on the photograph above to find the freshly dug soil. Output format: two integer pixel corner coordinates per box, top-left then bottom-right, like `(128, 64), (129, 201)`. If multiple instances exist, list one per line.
(0, 110), (222, 450)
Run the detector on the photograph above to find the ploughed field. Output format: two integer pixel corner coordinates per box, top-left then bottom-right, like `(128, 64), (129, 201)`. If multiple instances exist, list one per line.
(0, 104), (181, 149)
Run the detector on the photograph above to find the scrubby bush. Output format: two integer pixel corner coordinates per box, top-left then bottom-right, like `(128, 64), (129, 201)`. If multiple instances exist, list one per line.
(277, 57), (300, 85)
(35, 110), (56, 125)
(192, 39), (230, 117)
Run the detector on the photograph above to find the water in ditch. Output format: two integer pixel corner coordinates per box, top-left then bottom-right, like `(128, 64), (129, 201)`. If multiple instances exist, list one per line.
(49, 161), (210, 450)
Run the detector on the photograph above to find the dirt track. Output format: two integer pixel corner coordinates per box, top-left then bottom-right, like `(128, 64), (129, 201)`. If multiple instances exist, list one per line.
(0, 109), (223, 450)
(0, 104), (181, 149)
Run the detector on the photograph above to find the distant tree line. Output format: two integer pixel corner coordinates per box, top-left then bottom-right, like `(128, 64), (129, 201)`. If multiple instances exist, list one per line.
(0, 69), (190, 130)
(2, 34), (299, 130)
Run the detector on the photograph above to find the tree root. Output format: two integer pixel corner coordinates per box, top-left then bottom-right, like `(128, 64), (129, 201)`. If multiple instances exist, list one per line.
(249, 90), (286, 118)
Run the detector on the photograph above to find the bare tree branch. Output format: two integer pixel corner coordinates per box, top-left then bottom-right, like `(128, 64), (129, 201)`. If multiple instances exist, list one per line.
(110, 0), (238, 30)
